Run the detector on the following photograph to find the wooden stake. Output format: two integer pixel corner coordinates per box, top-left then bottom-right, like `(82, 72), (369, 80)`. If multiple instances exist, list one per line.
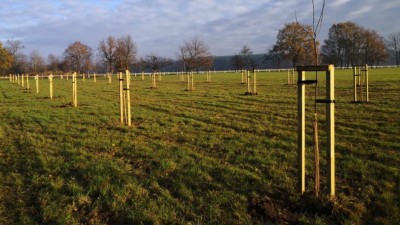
(126, 70), (132, 126)
(298, 70), (306, 194)
(94, 73), (96, 83)
(35, 75), (39, 94)
(119, 72), (124, 125)
(21, 74), (25, 88)
(253, 71), (257, 94)
(49, 74), (53, 99)
(72, 72), (78, 107)
(327, 65), (335, 199)
(26, 75), (30, 90)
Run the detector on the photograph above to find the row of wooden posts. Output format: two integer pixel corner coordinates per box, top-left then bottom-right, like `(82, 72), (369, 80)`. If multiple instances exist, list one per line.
(9, 66), (373, 199)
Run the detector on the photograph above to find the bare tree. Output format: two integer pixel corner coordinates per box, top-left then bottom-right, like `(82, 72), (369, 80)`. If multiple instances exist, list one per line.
(5, 39), (24, 57)
(145, 54), (173, 72)
(98, 36), (117, 73)
(64, 41), (92, 73)
(232, 45), (254, 71)
(47, 54), (60, 73)
(386, 32), (400, 66)
(115, 35), (137, 71)
(180, 37), (213, 72)
(29, 50), (45, 74)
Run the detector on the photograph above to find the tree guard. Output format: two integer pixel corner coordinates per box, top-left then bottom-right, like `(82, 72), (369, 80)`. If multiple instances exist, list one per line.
(297, 65), (335, 199)
(353, 64), (369, 103)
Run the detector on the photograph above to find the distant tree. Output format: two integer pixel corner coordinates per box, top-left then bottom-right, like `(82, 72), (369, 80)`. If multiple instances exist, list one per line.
(64, 41), (92, 73)
(98, 36), (117, 73)
(145, 54), (173, 72)
(363, 29), (387, 66)
(29, 50), (45, 74)
(0, 42), (13, 72)
(5, 39), (25, 74)
(12, 53), (29, 74)
(180, 37), (213, 72)
(386, 32), (400, 66)
(271, 22), (314, 67)
(265, 46), (284, 68)
(231, 45), (253, 71)
(47, 54), (61, 73)
(321, 22), (387, 66)
(5, 39), (24, 57)
(134, 57), (147, 72)
(115, 35), (137, 71)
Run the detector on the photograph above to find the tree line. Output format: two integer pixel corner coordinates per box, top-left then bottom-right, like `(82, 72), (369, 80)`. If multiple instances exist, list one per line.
(1, 20), (399, 75)
(266, 21), (399, 68)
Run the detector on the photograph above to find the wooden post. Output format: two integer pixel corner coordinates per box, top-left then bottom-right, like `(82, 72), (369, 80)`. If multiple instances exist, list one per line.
(187, 73), (190, 91)
(353, 66), (357, 102)
(253, 71), (257, 94)
(82, 73), (85, 81)
(158, 72), (162, 81)
(94, 73), (96, 83)
(125, 70), (132, 126)
(365, 65), (369, 102)
(21, 74), (25, 88)
(108, 73), (112, 84)
(35, 75), (39, 94)
(66, 73), (69, 80)
(119, 72), (124, 125)
(152, 73), (157, 88)
(298, 69), (306, 194)
(141, 71), (144, 81)
(191, 72), (194, 91)
(326, 65), (335, 199)
(49, 74), (53, 99)
(72, 72), (77, 107)
(247, 71), (250, 94)
(26, 75), (30, 90)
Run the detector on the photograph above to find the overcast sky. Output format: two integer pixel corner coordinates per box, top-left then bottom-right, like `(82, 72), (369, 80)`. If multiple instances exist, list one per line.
(1, 0), (400, 60)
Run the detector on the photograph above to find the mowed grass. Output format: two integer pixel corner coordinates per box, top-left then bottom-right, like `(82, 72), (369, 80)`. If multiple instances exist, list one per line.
(0, 68), (399, 224)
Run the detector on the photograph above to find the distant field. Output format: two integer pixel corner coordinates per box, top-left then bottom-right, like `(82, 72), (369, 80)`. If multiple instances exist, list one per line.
(0, 68), (399, 224)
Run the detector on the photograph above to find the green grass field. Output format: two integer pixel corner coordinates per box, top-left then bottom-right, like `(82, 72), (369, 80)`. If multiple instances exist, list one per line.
(0, 68), (399, 224)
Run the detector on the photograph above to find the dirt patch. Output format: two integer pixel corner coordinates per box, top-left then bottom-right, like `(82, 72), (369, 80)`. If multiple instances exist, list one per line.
(248, 196), (298, 224)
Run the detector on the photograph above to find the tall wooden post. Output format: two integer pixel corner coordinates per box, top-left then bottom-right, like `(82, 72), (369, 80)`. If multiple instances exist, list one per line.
(253, 71), (257, 94)
(21, 74), (25, 88)
(82, 73), (85, 81)
(108, 73), (112, 84)
(141, 71), (144, 81)
(191, 72), (194, 90)
(119, 72), (124, 125)
(298, 69), (306, 194)
(94, 73), (96, 83)
(125, 70), (132, 126)
(49, 74), (53, 99)
(35, 75), (39, 94)
(187, 73), (190, 90)
(326, 65), (335, 198)
(365, 65), (369, 102)
(247, 71), (250, 93)
(72, 72), (77, 107)
(353, 66), (357, 102)
(26, 75), (30, 90)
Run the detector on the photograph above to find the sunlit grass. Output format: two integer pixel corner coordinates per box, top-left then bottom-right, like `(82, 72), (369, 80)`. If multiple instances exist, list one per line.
(0, 68), (399, 224)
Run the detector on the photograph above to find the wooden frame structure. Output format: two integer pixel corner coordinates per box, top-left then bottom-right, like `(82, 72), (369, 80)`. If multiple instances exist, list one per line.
(352, 64), (369, 103)
(245, 71), (257, 95)
(119, 70), (132, 126)
(287, 68), (295, 85)
(297, 65), (335, 198)
(187, 72), (194, 91)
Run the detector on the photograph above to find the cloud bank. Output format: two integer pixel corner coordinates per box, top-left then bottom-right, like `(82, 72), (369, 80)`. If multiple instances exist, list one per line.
(1, 0), (399, 59)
